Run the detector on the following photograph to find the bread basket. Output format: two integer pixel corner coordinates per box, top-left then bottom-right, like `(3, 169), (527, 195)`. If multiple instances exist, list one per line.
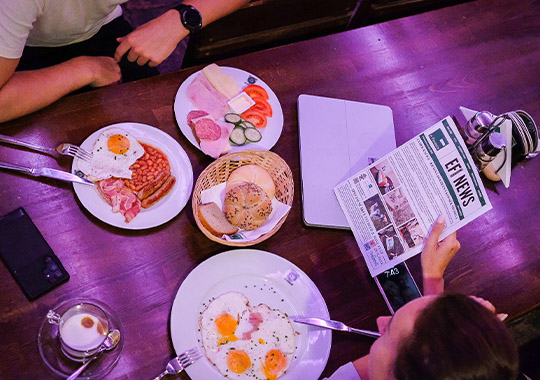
(192, 150), (294, 246)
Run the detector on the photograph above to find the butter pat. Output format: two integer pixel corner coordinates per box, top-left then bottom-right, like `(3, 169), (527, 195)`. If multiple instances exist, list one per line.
(228, 92), (255, 114)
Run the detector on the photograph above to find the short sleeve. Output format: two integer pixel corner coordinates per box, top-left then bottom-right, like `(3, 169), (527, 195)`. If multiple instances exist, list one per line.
(323, 362), (362, 380)
(0, 0), (41, 59)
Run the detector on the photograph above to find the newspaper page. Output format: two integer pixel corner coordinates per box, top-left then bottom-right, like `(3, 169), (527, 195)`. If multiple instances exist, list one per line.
(334, 116), (492, 277)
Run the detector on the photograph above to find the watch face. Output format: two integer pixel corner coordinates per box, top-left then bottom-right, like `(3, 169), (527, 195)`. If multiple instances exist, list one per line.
(182, 7), (202, 31)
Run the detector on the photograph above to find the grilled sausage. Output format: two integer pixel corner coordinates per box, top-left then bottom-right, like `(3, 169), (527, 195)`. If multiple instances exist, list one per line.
(137, 170), (170, 200)
(141, 176), (176, 208)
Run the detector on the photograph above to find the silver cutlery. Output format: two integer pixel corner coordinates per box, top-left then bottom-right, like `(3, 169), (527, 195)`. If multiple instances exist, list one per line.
(153, 347), (203, 380)
(56, 143), (93, 162)
(67, 329), (121, 380)
(0, 134), (92, 162)
(292, 316), (381, 338)
(0, 161), (94, 186)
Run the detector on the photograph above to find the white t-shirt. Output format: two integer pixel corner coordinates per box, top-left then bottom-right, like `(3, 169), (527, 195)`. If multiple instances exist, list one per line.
(0, 0), (126, 59)
(324, 362), (362, 380)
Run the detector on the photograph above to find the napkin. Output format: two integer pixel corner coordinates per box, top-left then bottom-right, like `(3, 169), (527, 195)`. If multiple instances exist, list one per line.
(201, 182), (291, 242)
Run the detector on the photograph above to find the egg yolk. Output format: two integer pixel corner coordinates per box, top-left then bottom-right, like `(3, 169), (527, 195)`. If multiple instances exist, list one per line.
(216, 313), (239, 345)
(107, 134), (130, 154)
(227, 349), (251, 373)
(262, 349), (287, 380)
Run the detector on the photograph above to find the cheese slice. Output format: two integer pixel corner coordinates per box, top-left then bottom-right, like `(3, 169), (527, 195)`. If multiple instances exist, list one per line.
(202, 63), (240, 100)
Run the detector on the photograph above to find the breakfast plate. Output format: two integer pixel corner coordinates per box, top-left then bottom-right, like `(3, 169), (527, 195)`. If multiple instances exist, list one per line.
(72, 122), (193, 230)
(170, 249), (331, 380)
(173, 67), (284, 155)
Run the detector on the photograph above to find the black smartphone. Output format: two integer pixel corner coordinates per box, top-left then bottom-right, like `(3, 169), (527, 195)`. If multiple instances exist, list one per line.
(374, 262), (421, 314)
(0, 207), (69, 300)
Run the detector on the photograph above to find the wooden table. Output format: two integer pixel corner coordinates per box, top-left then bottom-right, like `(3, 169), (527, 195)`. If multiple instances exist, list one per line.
(1, 0), (539, 378)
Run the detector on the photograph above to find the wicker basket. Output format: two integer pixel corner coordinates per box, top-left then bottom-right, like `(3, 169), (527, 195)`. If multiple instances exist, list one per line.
(192, 150), (294, 246)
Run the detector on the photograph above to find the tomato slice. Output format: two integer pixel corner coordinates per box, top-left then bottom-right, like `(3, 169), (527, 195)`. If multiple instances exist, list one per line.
(241, 109), (268, 128)
(243, 84), (269, 100)
(250, 96), (273, 117)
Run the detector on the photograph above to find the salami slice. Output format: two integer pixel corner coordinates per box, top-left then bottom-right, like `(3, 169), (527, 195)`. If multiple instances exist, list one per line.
(195, 118), (221, 140)
(187, 110), (209, 124)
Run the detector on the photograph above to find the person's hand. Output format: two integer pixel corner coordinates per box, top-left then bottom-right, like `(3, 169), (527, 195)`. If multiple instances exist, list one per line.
(76, 56), (121, 87)
(421, 215), (460, 280)
(114, 10), (186, 67)
(469, 295), (508, 321)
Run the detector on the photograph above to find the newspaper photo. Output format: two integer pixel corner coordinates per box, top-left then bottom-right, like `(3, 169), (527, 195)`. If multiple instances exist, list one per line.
(334, 116), (492, 277)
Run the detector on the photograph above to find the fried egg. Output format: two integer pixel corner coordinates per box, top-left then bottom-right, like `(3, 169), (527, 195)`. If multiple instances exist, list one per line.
(78, 128), (144, 180)
(199, 292), (296, 380)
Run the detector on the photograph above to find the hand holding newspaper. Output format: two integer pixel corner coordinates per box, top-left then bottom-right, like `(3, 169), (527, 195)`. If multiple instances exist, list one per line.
(334, 116), (492, 277)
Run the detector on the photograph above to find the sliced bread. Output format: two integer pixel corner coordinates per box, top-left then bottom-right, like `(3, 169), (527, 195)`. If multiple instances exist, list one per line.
(198, 202), (239, 237)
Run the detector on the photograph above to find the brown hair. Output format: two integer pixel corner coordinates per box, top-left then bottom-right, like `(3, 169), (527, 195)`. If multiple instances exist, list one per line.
(394, 293), (519, 380)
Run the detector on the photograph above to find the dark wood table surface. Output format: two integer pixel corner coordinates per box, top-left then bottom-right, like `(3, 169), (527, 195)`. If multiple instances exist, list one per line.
(1, 0), (539, 378)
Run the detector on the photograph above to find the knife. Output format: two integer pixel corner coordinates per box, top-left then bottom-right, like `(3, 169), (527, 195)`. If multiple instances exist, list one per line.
(0, 162), (94, 186)
(292, 317), (381, 338)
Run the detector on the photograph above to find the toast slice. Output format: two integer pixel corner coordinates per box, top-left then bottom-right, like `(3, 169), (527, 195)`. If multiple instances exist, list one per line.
(198, 202), (239, 237)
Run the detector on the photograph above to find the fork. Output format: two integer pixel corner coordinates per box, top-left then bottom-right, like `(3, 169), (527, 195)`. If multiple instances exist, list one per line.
(56, 143), (93, 162)
(0, 134), (92, 162)
(153, 348), (203, 380)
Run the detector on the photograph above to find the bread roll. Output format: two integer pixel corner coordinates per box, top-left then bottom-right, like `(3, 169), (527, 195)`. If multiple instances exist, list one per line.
(224, 183), (272, 230)
(226, 164), (275, 199)
(198, 202), (239, 236)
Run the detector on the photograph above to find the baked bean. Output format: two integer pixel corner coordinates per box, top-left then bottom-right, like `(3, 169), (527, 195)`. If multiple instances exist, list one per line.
(125, 143), (173, 192)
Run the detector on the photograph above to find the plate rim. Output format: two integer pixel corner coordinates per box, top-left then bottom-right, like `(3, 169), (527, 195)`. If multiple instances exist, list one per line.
(72, 122), (193, 230)
(169, 248), (332, 380)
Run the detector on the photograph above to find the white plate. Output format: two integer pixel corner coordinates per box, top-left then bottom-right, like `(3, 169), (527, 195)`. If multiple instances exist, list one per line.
(173, 67), (284, 155)
(72, 122), (193, 230)
(170, 249), (331, 380)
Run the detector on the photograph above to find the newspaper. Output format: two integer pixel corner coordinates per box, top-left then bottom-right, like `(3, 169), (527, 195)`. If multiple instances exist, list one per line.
(334, 116), (492, 277)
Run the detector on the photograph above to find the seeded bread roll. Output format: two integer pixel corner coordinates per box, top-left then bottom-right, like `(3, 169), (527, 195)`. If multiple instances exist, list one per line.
(225, 164), (275, 199)
(224, 183), (272, 230)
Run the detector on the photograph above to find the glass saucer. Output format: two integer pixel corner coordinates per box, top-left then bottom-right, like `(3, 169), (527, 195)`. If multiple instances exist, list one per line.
(38, 298), (124, 379)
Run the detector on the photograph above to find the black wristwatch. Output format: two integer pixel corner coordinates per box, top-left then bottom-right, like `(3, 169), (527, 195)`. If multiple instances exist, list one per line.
(174, 4), (202, 34)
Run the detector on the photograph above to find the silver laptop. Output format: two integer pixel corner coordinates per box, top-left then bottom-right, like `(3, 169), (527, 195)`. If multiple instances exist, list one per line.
(298, 94), (396, 229)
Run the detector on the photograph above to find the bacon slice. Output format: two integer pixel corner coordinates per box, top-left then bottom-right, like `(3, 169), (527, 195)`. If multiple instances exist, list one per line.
(98, 178), (141, 223)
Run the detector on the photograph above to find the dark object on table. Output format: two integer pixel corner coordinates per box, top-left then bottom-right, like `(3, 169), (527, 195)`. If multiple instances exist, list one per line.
(0, 208), (69, 300)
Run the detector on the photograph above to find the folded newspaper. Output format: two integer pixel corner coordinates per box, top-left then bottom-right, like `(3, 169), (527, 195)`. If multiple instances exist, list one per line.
(334, 116), (492, 277)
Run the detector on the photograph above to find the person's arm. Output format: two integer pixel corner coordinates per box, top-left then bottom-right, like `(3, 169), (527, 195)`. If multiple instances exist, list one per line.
(0, 56), (121, 123)
(114, 0), (250, 67)
(421, 216), (460, 295)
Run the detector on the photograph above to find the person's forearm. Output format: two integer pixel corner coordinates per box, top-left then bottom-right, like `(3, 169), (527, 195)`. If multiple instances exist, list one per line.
(423, 276), (445, 296)
(0, 57), (95, 123)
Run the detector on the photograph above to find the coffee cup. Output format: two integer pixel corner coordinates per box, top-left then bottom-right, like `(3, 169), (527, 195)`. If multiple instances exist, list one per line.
(47, 301), (109, 360)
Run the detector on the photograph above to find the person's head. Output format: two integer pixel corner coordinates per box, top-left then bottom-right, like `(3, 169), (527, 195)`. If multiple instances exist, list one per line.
(369, 293), (519, 380)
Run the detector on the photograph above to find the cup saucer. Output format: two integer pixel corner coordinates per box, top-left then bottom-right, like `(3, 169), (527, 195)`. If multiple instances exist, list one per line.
(38, 298), (124, 379)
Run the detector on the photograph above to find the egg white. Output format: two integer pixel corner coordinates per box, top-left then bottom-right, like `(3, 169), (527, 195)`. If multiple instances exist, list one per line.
(199, 292), (296, 380)
(78, 127), (144, 180)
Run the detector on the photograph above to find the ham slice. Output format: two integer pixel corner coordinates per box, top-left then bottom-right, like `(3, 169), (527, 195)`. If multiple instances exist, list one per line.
(241, 312), (264, 340)
(200, 120), (234, 159)
(98, 178), (141, 223)
(186, 74), (229, 119)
